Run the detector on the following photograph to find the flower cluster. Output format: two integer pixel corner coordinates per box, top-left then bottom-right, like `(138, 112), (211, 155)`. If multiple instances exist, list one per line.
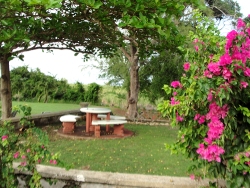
(160, 12), (250, 186)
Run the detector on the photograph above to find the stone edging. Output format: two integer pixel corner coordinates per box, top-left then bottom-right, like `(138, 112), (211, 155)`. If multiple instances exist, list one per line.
(14, 163), (226, 188)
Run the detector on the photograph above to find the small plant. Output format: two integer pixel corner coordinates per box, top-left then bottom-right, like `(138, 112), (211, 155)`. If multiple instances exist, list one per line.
(0, 105), (65, 187)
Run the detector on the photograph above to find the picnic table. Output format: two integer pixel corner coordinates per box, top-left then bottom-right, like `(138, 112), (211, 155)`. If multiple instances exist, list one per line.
(80, 107), (111, 133)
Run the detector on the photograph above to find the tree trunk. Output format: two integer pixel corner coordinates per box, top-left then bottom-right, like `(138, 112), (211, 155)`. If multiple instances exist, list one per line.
(126, 45), (139, 119)
(0, 53), (12, 119)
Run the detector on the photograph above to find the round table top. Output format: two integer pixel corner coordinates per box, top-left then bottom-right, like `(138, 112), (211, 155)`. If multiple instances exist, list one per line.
(80, 107), (111, 114)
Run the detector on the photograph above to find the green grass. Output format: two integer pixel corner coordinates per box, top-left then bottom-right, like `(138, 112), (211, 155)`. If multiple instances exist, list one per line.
(46, 124), (193, 177)
(10, 102), (192, 177)
(12, 101), (80, 115)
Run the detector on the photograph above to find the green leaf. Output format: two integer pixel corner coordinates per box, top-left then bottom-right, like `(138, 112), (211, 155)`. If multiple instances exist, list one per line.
(236, 176), (244, 187)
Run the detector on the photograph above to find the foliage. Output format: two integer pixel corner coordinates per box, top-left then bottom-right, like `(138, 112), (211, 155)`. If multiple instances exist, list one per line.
(0, 105), (65, 187)
(204, 0), (242, 20)
(10, 66), (86, 103)
(140, 51), (184, 103)
(84, 83), (102, 104)
(159, 12), (250, 186)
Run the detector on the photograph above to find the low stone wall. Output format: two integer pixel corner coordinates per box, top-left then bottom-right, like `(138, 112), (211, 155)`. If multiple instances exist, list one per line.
(14, 163), (226, 188)
(1, 109), (84, 128)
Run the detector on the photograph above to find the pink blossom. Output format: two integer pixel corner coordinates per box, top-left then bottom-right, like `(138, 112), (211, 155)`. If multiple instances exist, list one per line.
(204, 138), (212, 145)
(207, 118), (224, 140)
(173, 91), (177, 96)
(193, 38), (199, 43)
(237, 18), (245, 30)
(207, 91), (213, 102)
(170, 97), (180, 105)
(226, 30), (238, 41)
(194, 46), (199, 52)
(183, 62), (190, 71)
(241, 81), (248, 88)
(13, 152), (19, 159)
(27, 149), (31, 153)
(198, 115), (206, 124)
(2, 135), (8, 141)
(208, 62), (221, 75)
(170, 81), (182, 88)
(204, 70), (213, 78)
(22, 155), (26, 159)
(218, 54), (232, 66)
(194, 114), (200, 121)
(197, 143), (225, 162)
(176, 112), (184, 122)
(50, 159), (57, 165)
(21, 161), (27, 166)
(244, 67), (250, 77)
(245, 152), (250, 157)
(37, 159), (41, 163)
(190, 174), (195, 180)
(222, 67), (232, 80)
(226, 30), (238, 50)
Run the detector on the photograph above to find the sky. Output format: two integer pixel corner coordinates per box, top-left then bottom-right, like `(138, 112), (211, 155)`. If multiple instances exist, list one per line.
(10, 0), (250, 85)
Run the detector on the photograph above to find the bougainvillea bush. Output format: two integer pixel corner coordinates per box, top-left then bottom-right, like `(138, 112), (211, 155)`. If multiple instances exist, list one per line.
(0, 105), (64, 187)
(158, 14), (250, 187)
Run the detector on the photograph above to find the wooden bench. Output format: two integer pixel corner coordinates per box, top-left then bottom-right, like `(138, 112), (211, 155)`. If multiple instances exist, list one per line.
(59, 115), (80, 134)
(92, 119), (127, 137)
(97, 114), (126, 120)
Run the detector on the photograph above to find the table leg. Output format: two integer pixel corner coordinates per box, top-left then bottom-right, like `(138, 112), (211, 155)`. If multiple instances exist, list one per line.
(106, 113), (110, 132)
(86, 113), (90, 133)
(90, 114), (98, 132)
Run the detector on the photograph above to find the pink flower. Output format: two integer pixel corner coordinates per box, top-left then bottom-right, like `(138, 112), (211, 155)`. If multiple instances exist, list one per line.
(176, 112), (184, 122)
(194, 114), (200, 121)
(2, 135), (8, 141)
(194, 46), (199, 52)
(197, 143), (225, 162)
(218, 54), (232, 66)
(237, 18), (245, 30)
(183, 62), (190, 71)
(22, 155), (26, 159)
(170, 81), (182, 88)
(170, 97), (180, 105)
(241, 81), (248, 88)
(193, 38), (199, 43)
(245, 152), (250, 157)
(207, 91), (213, 102)
(37, 159), (41, 163)
(21, 161), (27, 166)
(198, 115), (206, 124)
(208, 62), (221, 75)
(50, 159), (57, 165)
(204, 70), (213, 78)
(244, 67), (250, 77)
(27, 149), (31, 153)
(13, 152), (19, 159)
(173, 91), (177, 96)
(190, 174), (195, 180)
(222, 67), (232, 80)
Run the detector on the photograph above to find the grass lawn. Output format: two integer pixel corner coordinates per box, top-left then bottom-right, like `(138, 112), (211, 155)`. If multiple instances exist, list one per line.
(11, 102), (193, 177)
(12, 101), (80, 115)
(46, 124), (193, 177)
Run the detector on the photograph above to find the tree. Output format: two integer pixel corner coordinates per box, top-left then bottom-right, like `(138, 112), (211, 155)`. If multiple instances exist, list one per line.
(0, 0), (117, 119)
(85, 0), (203, 118)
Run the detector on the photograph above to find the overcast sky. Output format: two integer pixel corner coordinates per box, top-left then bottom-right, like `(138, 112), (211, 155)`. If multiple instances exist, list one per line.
(10, 0), (249, 85)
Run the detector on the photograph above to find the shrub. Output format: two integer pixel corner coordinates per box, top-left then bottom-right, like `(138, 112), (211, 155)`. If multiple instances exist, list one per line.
(0, 105), (65, 187)
(84, 83), (102, 104)
(158, 14), (250, 187)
